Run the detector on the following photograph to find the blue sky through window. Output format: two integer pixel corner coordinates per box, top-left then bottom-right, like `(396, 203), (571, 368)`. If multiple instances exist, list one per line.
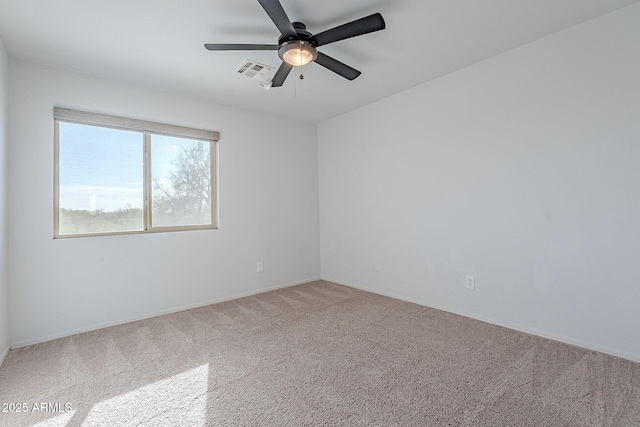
(58, 122), (178, 212)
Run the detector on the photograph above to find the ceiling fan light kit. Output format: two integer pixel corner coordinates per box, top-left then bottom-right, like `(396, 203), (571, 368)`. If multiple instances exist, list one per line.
(204, 0), (385, 88)
(279, 40), (317, 66)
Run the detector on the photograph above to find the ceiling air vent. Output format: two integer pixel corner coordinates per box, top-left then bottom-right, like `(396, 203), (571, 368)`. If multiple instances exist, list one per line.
(236, 60), (276, 90)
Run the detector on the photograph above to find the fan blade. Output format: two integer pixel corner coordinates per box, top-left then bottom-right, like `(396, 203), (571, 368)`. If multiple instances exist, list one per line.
(271, 62), (293, 87)
(310, 13), (385, 47)
(204, 44), (279, 51)
(314, 52), (361, 80)
(257, 0), (298, 40)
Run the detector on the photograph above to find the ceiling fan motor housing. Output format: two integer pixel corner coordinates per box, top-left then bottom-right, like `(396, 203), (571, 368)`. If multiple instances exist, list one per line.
(278, 22), (313, 44)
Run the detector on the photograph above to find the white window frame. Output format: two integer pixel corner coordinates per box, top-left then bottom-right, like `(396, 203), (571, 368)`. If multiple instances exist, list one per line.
(53, 107), (219, 238)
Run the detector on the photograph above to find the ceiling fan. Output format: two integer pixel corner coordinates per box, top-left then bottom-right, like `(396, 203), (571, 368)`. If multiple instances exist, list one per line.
(204, 0), (386, 87)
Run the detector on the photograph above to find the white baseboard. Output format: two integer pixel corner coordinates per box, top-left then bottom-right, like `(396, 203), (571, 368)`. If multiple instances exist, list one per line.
(0, 345), (9, 367)
(11, 277), (321, 349)
(323, 277), (640, 364)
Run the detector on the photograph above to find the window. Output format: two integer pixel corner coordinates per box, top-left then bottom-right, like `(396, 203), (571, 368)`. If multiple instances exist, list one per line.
(54, 108), (218, 238)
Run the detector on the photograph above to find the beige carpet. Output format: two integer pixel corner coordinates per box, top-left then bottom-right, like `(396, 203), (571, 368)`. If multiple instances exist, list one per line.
(0, 281), (638, 426)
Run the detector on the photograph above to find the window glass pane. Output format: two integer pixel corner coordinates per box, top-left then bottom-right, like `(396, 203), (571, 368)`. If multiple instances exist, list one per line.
(58, 122), (144, 235)
(151, 135), (212, 228)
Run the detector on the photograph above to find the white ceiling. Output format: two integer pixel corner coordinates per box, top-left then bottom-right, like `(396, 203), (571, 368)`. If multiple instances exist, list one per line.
(1, 0), (639, 123)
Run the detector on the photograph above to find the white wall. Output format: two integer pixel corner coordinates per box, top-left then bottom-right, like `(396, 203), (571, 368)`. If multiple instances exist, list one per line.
(8, 60), (320, 346)
(319, 5), (640, 361)
(0, 37), (9, 362)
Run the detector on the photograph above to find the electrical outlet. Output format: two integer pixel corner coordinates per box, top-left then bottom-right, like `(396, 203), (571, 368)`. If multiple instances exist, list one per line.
(257, 262), (264, 273)
(465, 275), (475, 290)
